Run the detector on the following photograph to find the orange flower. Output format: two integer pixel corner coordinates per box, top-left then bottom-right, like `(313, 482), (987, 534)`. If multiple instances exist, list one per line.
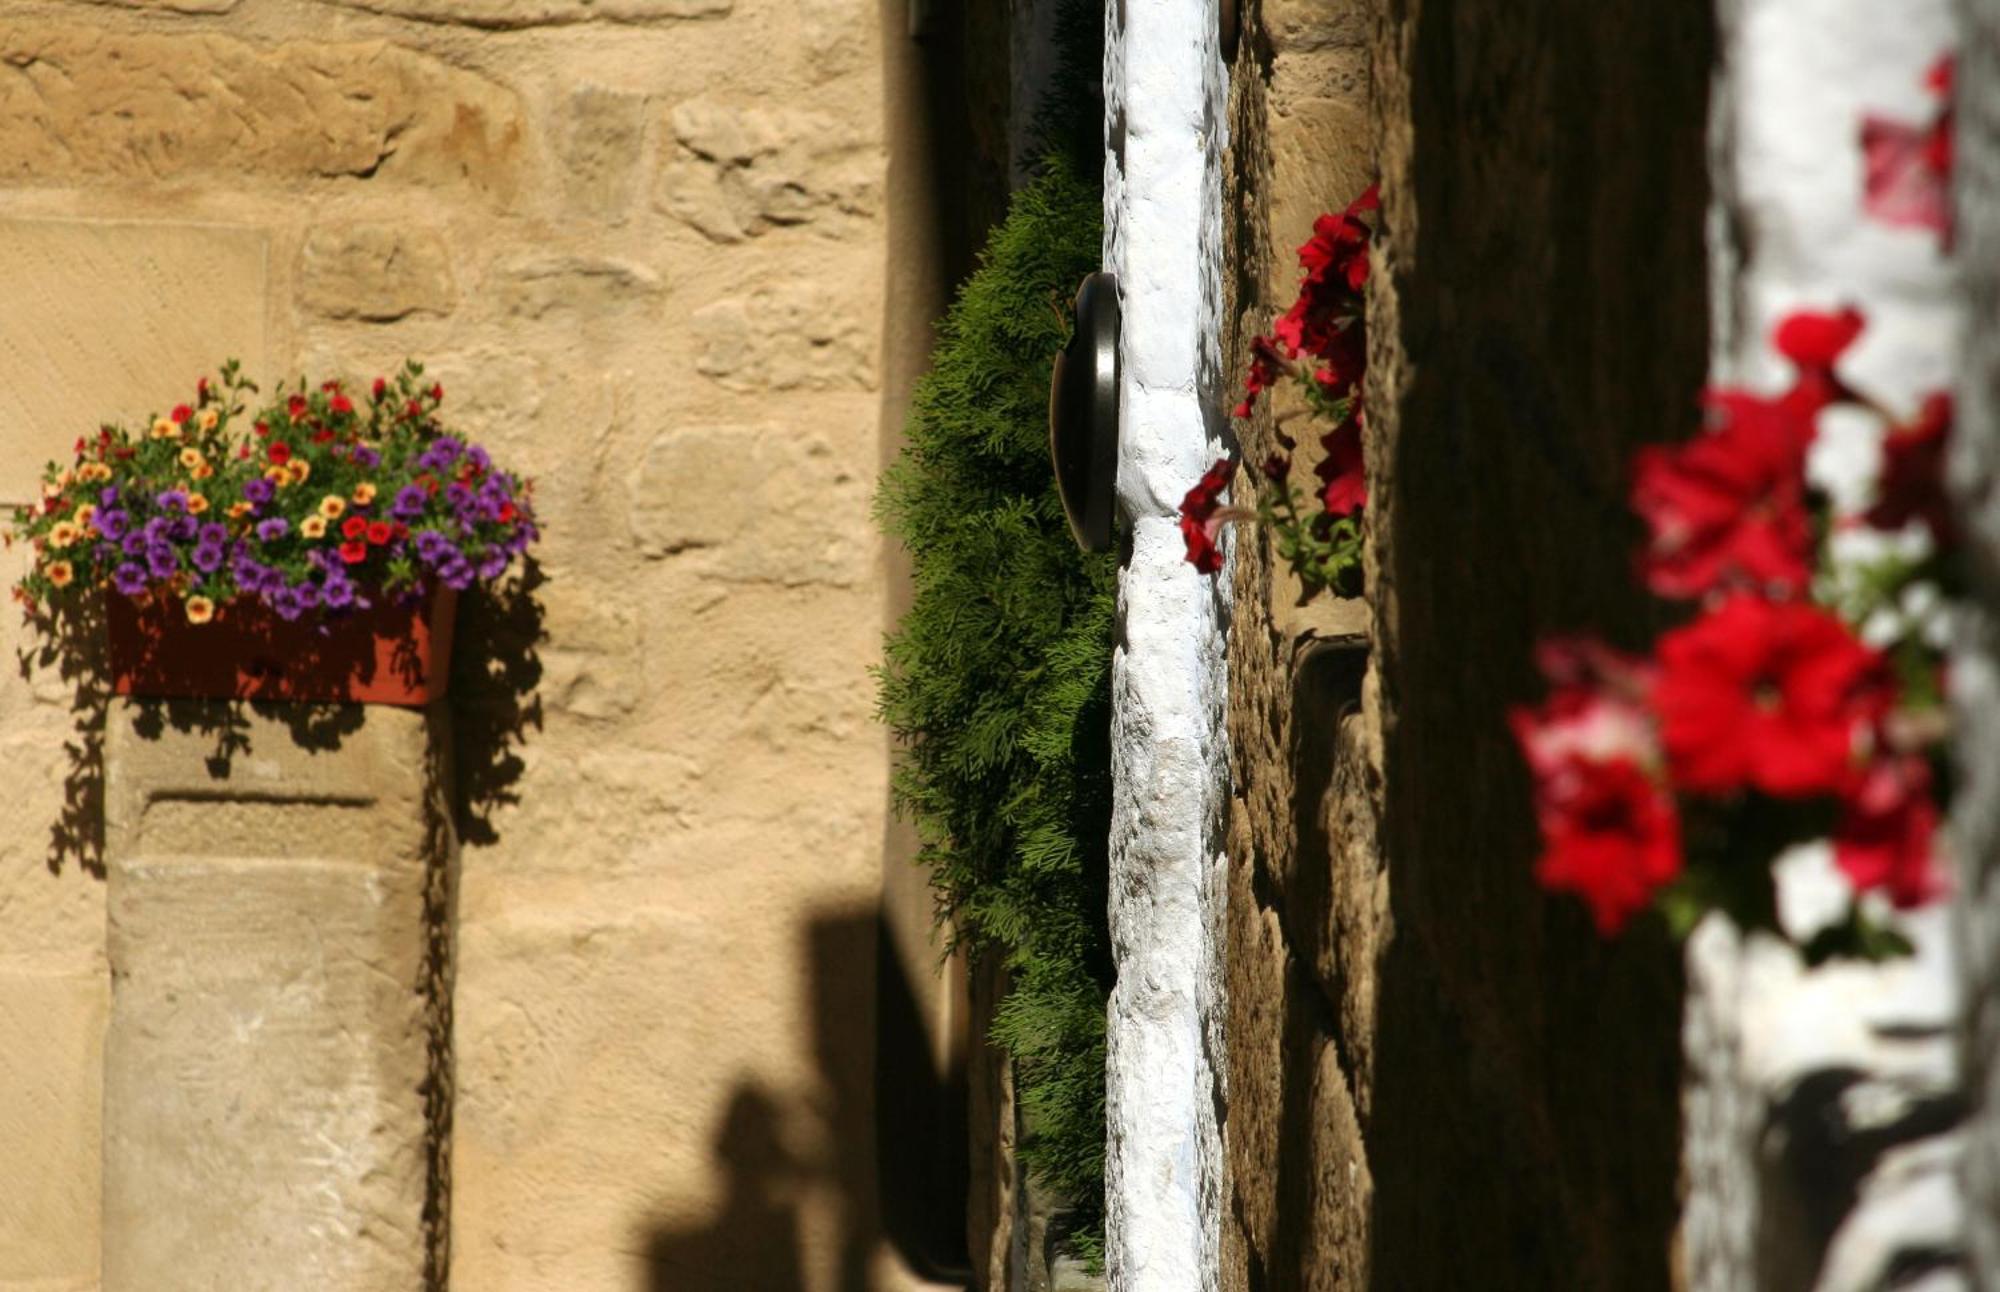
(186, 495), (209, 515)
(74, 504), (97, 531)
(179, 448), (205, 470)
(45, 560), (74, 588)
(78, 463), (112, 483)
(184, 595), (215, 625)
(286, 459), (311, 485)
(47, 521), (81, 548)
(352, 482), (377, 505)
(193, 463), (214, 480)
(227, 502), (253, 519)
(196, 408), (220, 433)
(300, 516), (328, 539)
(264, 466), (290, 484)
(318, 495), (347, 519)
(151, 417), (180, 440)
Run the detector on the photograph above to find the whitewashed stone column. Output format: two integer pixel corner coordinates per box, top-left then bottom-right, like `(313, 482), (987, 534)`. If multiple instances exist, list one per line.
(101, 701), (451, 1292)
(1952, 1), (2000, 1279)
(1102, 2), (1229, 1289)
(1684, 2), (1965, 1287)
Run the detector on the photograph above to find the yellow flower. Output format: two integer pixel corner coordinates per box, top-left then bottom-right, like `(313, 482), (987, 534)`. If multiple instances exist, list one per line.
(186, 495), (209, 515)
(45, 560), (73, 588)
(300, 516), (327, 539)
(264, 466), (290, 484)
(184, 596), (215, 625)
(318, 495), (347, 520)
(286, 459), (311, 485)
(351, 482), (377, 505)
(196, 408), (220, 433)
(74, 504), (97, 531)
(151, 417), (180, 440)
(227, 502), (253, 520)
(78, 463), (111, 483)
(179, 448), (204, 470)
(48, 521), (80, 548)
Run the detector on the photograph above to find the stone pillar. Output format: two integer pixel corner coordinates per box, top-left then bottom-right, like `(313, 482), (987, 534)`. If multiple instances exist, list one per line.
(100, 700), (452, 1292)
(1684, 1), (1965, 1286)
(1954, 0), (2000, 1279)
(1102, 1), (1230, 1289)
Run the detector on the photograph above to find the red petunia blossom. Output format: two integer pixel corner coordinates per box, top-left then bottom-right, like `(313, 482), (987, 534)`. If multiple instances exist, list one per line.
(1235, 335), (1288, 419)
(371, 377), (388, 402)
(1316, 407), (1367, 517)
(1861, 55), (1954, 240)
(1866, 391), (1953, 545)
(170, 403), (193, 424)
(311, 429), (336, 444)
(1179, 458), (1234, 574)
(1653, 594), (1888, 799)
(329, 394), (354, 416)
(1774, 306), (1864, 415)
(1631, 391), (1813, 598)
(1527, 755), (1683, 935)
(342, 515), (369, 541)
(366, 520), (392, 546)
(1509, 637), (1660, 777)
(267, 442), (292, 465)
(429, 383), (445, 403)
(1835, 754), (1945, 908)
(338, 540), (368, 565)
(286, 395), (309, 422)
(253, 421), (270, 439)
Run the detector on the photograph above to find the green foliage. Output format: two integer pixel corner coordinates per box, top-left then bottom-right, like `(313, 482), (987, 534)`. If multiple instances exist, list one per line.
(874, 147), (1114, 1232)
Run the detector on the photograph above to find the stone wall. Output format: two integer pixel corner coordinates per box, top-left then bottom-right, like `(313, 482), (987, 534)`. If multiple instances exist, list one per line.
(0, 1), (984, 1288)
(1219, 0), (1714, 1285)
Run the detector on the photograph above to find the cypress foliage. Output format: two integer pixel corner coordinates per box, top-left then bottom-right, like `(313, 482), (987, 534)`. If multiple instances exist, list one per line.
(874, 122), (1113, 1240)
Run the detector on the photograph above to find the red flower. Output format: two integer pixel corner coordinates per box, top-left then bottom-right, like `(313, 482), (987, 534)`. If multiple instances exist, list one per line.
(1235, 335), (1287, 419)
(366, 521), (392, 546)
(1316, 407), (1366, 516)
(1866, 391), (1953, 544)
(1653, 595), (1887, 798)
(1509, 638), (1660, 777)
(253, 421), (270, 439)
(329, 393), (354, 416)
(341, 515), (368, 541)
(1835, 755), (1944, 908)
(1527, 755), (1683, 935)
(1774, 307), (1864, 414)
(405, 400), (424, 420)
(429, 383), (445, 403)
(1179, 458), (1234, 574)
(286, 395), (309, 422)
(371, 377), (388, 401)
(170, 404), (193, 424)
(1631, 392), (1813, 598)
(267, 442), (292, 465)
(311, 429), (336, 444)
(1861, 55), (1954, 240)
(338, 540), (368, 565)
(196, 377), (209, 400)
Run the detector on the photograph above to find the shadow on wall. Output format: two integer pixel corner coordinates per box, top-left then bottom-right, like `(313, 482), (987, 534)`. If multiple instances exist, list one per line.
(643, 910), (970, 1291)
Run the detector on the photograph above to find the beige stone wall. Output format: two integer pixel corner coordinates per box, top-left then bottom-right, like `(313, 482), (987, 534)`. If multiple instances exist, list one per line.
(0, 1), (962, 1287)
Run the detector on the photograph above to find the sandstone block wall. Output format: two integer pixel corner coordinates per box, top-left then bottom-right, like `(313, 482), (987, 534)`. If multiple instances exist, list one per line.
(1220, 0), (1714, 1285)
(0, 1), (975, 1288)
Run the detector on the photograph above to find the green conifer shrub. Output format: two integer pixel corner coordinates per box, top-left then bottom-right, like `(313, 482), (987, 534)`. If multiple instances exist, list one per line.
(874, 146), (1113, 1245)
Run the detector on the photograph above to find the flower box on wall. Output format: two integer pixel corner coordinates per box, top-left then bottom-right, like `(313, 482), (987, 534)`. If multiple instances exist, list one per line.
(105, 586), (457, 707)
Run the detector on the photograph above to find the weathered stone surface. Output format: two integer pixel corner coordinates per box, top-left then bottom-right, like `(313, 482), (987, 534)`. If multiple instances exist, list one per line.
(628, 422), (869, 586)
(299, 222), (457, 321)
(493, 255), (663, 320)
(66, 0), (238, 10)
(317, 0), (729, 27)
(0, 972), (103, 1286)
(692, 286), (878, 391)
(0, 218), (269, 503)
(0, 27), (525, 196)
(656, 98), (882, 242)
(559, 86), (648, 220)
(100, 702), (449, 1292)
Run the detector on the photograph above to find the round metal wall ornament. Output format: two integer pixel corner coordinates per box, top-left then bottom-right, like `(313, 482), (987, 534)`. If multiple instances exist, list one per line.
(1048, 271), (1121, 552)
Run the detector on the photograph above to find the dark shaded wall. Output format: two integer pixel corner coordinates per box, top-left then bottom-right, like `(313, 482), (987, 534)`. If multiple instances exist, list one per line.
(1220, 0), (1715, 1286)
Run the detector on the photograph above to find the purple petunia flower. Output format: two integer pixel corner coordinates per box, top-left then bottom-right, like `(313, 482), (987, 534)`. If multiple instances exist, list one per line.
(444, 481), (473, 510)
(255, 517), (290, 542)
(414, 531), (455, 565)
(321, 575), (354, 609)
(466, 446), (491, 473)
(477, 548), (510, 580)
(168, 515), (197, 542)
(270, 586), (306, 622)
(146, 546), (178, 578)
(198, 523), (227, 547)
(121, 532), (148, 559)
(192, 544), (224, 573)
(99, 486), (119, 508)
(155, 489), (188, 512)
(243, 477), (275, 506)
(290, 581), (320, 610)
(256, 566), (286, 595)
(350, 445), (381, 469)
(421, 437), (464, 470)
(112, 563), (148, 597)
(392, 485), (429, 520)
(97, 509), (130, 541)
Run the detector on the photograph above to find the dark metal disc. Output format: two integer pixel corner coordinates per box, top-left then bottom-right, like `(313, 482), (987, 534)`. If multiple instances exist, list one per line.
(1048, 271), (1121, 552)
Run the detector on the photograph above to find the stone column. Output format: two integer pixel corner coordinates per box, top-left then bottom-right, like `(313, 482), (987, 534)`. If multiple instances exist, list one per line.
(1103, 1), (1230, 1289)
(100, 700), (452, 1292)
(1954, 1), (2000, 1279)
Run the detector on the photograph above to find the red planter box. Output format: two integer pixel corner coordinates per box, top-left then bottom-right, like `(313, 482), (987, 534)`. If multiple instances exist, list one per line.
(106, 587), (457, 706)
